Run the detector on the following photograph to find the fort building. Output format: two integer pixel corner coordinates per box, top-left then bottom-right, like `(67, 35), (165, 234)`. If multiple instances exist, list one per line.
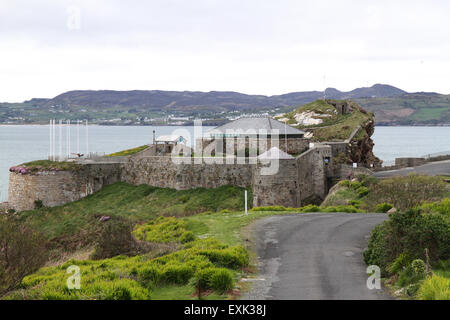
(6, 114), (373, 212)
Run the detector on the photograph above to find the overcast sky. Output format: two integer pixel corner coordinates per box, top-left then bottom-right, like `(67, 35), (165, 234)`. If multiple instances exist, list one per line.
(0, 0), (449, 102)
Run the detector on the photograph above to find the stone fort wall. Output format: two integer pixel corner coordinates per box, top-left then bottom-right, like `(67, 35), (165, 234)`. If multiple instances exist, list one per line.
(121, 156), (254, 190)
(8, 146), (337, 211)
(8, 163), (121, 212)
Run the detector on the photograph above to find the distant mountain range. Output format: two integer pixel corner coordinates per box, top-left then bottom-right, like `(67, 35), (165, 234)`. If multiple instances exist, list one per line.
(26, 84), (407, 112)
(1, 84), (449, 125)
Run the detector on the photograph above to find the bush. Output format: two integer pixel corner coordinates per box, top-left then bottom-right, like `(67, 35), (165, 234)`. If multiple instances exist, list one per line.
(180, 231), (195, 244)
(133, 217), (188, 243)
(364, 209), (450, 274)
(249, 206), (287, 212)
(417, 275), (450, 300)
(348, 200), (362, 208)
(364, 174), (447, 211)
(375, 203), (393, 213)
(159, 264), (194, 285)
(209, 269), (234, 292)
(0, 216), (48, 295)
(387, 252), (410, 275)
(356, 186), (369, 198)
(322, 205), (360, 213)
(299, 205), (320, 213)
(357, 174), (377, 187)
(349, 181), (363, 190)
(195, 267), (233, 292)
(91, 217), (138, 260)
(419, 198), (450, 217)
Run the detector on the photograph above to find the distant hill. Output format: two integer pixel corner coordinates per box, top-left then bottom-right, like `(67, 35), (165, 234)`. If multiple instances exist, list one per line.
(1, 84), (449, 125)
(30, 84), (406, 112)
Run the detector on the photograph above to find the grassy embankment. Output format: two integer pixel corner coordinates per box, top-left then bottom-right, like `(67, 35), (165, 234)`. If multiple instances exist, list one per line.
(276, 99), (372, 142)
(3, 173), (449, 300)
(4, 182), (307, 300)
(323, 173), (450, 300)
(106, 145), (149, 157)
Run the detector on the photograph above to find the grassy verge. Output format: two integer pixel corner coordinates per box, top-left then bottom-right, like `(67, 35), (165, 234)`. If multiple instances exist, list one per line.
(106, 145), (149, 157)
(17, 160), (81, 172)
(18, 182), (251, 257)
(322, 174), (450, 212)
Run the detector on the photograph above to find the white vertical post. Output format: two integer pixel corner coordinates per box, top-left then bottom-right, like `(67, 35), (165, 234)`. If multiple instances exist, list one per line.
(59, 119), (62, 161)
(245, 190), (248, 215)
(66, 120), (69, 158)
(68, 119), (71, 158)
(49, 119), (52, 159)
(77, 120), (80, 154)
(85, 119), (89, 158)
(52, 119), (55, 161)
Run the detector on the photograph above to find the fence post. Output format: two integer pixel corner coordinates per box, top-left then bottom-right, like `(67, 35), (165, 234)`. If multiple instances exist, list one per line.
(245, 190), (248, 215)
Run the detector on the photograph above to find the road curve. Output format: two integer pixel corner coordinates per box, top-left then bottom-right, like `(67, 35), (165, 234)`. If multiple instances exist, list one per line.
(374, 159), (450, 178)
(243, 213), (391, 300)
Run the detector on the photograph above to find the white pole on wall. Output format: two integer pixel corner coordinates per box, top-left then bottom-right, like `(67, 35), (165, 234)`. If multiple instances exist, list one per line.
(77, 120), (80, 154)
(245, 190), (248, 215)
(49, 119), (52, 159)
(86, 120), (89, 158)
(59, 119), (62, 161)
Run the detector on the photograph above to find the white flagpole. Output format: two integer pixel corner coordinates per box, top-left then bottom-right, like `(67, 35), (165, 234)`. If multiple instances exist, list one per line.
(59, 119), (62, 161)
(77, 120), (80, 154)
(86, 120), (89, 158)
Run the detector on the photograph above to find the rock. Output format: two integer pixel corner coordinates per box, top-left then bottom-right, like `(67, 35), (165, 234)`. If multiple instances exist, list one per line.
(387, 207), (397, 214)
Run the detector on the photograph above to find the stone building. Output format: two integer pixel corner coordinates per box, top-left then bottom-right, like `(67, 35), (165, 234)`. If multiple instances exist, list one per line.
(198, 117), (308, 156)
(7, 118), (353, 211)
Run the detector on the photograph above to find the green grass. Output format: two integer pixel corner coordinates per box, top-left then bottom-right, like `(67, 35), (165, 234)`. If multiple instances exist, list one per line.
(18, 182), (250, 248)
(184, 210), (301, 246)
(19, 160), (81, 171)
(3, 238), (248, 300)
(106, 145), (149, 157)
(417, 274), (450, 300)
(322, 175), (450, 212)
(276, 99), (373, 142)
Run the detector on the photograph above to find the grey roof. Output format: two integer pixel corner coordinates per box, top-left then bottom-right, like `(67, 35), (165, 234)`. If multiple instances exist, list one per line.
(209, 117), (305, 136)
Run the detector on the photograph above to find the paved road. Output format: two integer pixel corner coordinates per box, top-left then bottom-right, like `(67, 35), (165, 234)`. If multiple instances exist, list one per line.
(243, 213), (391, 300)
(374, 160), (450, 178)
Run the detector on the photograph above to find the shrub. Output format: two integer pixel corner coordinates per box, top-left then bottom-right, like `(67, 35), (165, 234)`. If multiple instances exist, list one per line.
(209, 269), (234, 292)
(419, 198), (450, 217)
(180, 231), (195, 244)
(299, 205), (320, 213)
(348, 200), (362, 208)
(375, 203), (393, 213)
(349, 181), (363, 190)
(249, 206), (287, 212)
(364, 174), (447, 211)
(387, 252), (411, 275)
(159, 264), (194, 285)
(417, 275), (450, 300)
(338, 180), (350, 187)
(0, 216), (48, 295)
(133, 217), (187, 243)
(195, 267), (233, 292)
(356, 186), (369, 198)
(364, 209), (450, 274)
(91, 217), (138, 260)
(357, 174), (377, 187)
(322, 205), (360, 213)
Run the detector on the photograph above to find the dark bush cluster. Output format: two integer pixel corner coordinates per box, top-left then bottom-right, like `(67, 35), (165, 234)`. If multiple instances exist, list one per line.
(0, 216), (48, 295)
(364, 209), (449, 274)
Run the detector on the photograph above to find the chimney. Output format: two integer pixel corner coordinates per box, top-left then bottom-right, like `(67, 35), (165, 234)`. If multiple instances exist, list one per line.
(152, 130), (156, 145)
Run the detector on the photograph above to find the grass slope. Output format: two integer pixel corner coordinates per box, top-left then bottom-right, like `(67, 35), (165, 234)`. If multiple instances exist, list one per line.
(19, 182), (251, 251)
